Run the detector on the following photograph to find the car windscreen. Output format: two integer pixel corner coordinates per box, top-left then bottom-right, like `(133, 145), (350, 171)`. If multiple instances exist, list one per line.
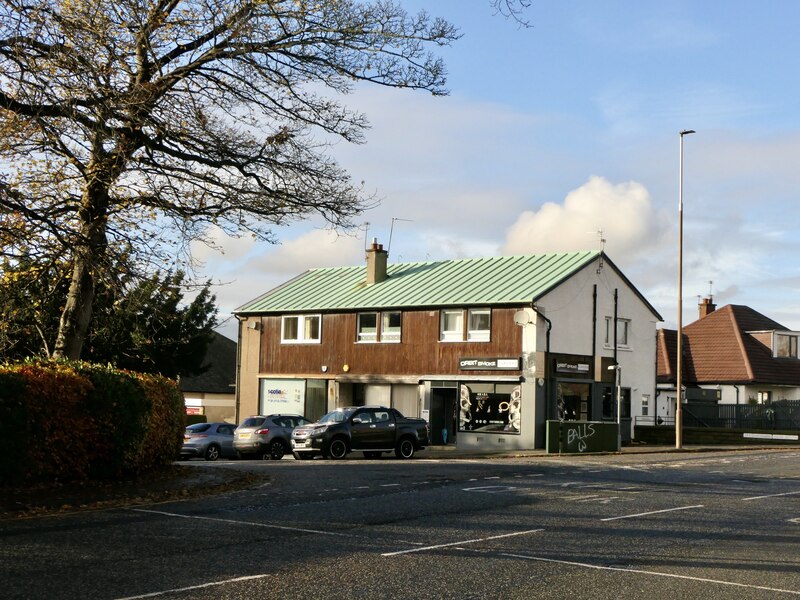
(318, 410), (352, 424)
(186, 423), (211, 432)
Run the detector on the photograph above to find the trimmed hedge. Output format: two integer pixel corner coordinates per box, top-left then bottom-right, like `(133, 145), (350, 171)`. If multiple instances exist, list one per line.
(0, 360), (185, 486)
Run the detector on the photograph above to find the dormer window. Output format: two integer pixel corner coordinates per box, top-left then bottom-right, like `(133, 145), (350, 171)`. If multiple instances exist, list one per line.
(775, 333), (798, 358)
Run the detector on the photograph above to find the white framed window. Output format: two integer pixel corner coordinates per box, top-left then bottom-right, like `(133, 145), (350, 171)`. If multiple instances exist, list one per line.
(357, 311), (402, 343)
(641, 394), (650, 417)
(440, 308), (491, 342)
(440, 309), (464, 342)
(357, 312), (378, 342)
(776, 333), (798, 358)
(281, 314), (321, 343)
(467, 308), (491, 342)
(381, 311), (402, 342)
(604, 317), (630, 348)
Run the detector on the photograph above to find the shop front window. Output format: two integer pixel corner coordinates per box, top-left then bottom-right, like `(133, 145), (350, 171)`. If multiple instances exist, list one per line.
(458, 383), (521, 434)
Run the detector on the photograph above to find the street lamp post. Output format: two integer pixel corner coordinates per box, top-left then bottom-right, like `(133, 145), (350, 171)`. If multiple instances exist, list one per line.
(608, 364), (622, 451)
(676, 129), (695, 449)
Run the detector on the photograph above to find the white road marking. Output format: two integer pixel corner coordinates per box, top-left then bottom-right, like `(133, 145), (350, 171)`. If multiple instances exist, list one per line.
(498, 553), (800, 595)
(115, 574), (273, 599)
(743, 490), (800, 501)
(462, 485), (518, 493)
(789, 518), (800, 524)
(600, 505), (704, 522)
(129, 508), (350, 536)
(579, 496), (620, 504)
(381, 529), (544, 557)
(379, 483), (400, 487)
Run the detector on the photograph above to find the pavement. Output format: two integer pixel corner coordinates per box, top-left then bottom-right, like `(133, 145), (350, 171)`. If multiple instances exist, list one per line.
(418, 441), (800, 459)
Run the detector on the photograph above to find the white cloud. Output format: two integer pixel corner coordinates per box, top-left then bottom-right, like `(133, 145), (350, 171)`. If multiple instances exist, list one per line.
(190, 226), (257, 267)
(502, 176), (668, 258)
(246, 228), (365, 275)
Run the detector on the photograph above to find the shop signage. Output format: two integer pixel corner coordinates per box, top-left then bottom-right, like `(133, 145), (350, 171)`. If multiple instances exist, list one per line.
(259, 378), (305, 416)
(459, 357), (521, 371)
(555, 360), (590, 374)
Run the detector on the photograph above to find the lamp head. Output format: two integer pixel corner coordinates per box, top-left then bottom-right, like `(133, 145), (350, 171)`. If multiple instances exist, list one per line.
(680, 129), (696, 136)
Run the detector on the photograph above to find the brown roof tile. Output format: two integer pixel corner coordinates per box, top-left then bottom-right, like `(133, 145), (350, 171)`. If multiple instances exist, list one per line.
(657, 305), (800, 385)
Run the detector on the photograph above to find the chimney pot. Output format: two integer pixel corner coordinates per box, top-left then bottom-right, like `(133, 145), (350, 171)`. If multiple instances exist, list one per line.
(366, 238), (388, 284)
(699, 296), (716, 319)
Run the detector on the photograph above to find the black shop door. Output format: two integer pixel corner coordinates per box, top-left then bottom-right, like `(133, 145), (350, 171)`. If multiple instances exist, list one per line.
(430, 387), (457, 445)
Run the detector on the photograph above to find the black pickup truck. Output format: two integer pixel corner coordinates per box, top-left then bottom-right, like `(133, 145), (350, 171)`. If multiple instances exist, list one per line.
(291, 406), (429, 460)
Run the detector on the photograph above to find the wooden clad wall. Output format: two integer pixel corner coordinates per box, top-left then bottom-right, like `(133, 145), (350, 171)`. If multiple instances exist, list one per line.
(259, 307), (523, 377)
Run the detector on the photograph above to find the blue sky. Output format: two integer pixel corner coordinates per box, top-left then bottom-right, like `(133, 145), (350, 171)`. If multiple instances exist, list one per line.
(198, 1), (800, 338)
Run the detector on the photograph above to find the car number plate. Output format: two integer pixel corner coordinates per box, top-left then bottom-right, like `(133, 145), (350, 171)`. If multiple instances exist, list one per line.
(294, 440), (307, 447)
(237, 432), (251, 439)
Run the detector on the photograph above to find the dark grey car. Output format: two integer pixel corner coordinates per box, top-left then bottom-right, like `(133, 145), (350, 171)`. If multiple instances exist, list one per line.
(234, 414), (312, 460)
(180, 422), (237, 461)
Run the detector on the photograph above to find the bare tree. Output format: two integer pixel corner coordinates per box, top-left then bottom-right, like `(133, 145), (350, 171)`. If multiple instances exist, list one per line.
(490, 0), (533, 27)
(0, 0), (459, 358)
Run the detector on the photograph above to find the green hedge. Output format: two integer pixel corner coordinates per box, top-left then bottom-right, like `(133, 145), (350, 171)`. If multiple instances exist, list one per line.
(0, 360), (185, 486)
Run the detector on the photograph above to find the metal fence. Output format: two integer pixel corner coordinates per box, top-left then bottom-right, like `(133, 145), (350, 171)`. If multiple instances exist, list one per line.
(635, 400), (800, 430)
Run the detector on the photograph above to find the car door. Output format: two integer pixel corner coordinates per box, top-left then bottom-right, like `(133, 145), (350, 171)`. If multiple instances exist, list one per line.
(217, 424), (236, 456)
(350, 409), (376, 450)
(370, 408), (396, 449)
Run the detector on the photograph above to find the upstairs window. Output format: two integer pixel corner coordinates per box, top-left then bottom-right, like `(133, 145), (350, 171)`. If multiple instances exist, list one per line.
(467, 308), (491, 342)
(440, 308), (491, 342)
(357, 311), (401, 343)
(440, 309), (464, 342)
(357, 313), (378, 342)
(281, 314), (321, 343)
(381, 311), (402, 342)
(604, 317), (630, 348)
(776, 333), (799, 358)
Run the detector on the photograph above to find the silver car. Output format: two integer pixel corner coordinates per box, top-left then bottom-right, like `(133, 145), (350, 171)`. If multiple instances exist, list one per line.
(234, 414), (312, 460)
(180, 422), (237, 461)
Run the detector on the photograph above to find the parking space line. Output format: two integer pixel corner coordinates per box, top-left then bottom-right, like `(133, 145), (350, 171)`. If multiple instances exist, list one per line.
(743, 490), (800, 501)
(115, 574), (272, 599)
(600, 505), (704, 522)
(381, 529), (544, 557)
(498, 553), (800, 595)
(129, 508), (351, 536)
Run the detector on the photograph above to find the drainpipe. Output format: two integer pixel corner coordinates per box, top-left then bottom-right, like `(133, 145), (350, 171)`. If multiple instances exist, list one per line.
(234, 314), (246, 425)
(531, 302), (552, 420)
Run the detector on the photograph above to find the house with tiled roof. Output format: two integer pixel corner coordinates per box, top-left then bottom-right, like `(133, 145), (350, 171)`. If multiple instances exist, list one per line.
(179, 332), (237, 422)
(234, 242), (662, 451)
(656, 300), (800, 420)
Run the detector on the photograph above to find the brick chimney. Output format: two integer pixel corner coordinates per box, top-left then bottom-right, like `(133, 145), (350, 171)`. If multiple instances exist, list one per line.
(366, 238), (388, 284)
(699, 296), (716, 319)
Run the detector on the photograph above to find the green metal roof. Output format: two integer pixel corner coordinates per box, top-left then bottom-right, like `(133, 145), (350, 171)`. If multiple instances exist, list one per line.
(235, 250), (605, 314)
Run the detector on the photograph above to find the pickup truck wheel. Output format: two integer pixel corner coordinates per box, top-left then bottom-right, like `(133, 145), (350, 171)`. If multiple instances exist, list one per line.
(395, 438), (415, 459)
(328, 438), (348, 460)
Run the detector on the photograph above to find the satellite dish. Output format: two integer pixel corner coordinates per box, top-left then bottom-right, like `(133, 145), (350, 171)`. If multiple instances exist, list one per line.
(513, 311), (531, 326)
